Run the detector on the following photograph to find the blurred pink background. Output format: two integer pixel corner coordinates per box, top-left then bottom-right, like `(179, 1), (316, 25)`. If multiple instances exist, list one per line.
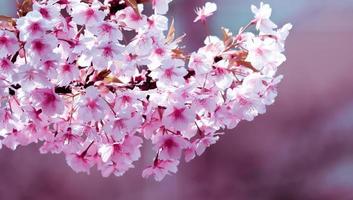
(1, 0), (353, 199)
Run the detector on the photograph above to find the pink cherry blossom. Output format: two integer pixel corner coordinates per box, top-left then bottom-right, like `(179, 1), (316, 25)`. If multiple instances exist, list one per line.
(142, 159), (179, 181)
(77, 87), (108, 122)
(103, 110), (143, 141)
(195, 133), (220, 156)
(87, 22), (123, 41)
(57, 62), (80, 85)
(16, 11), (51, 41)
(212, 60), (234, 90)
(0, 58), (14, 74)
(116, 6), (147, 30)
(92, 41), (124, 70)
(66, 153), (94, 174)
(152, 0), (173, 15)
(162, 103), (195, 131)
(251, 2), (277, 34)
(70, 1), (106, 27)
(0, 1), (291, 181)
(0, 30), (19, 58)
(194, 2), (217, 23)
(150, 59), (187, 88)
(33, 1), (61, 24)
(12, 65), (50, 91)
(154, 134), (190, 160)
(245, 37), (286, 71)
(25, 35), (58, 59)
(32, 88), (64, 115)
(188, 52), (213, 75)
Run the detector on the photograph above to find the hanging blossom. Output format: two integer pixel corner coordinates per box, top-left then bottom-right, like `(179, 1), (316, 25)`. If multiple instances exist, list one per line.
(194, 2), (217, 23)
(0, 0), (291, 181)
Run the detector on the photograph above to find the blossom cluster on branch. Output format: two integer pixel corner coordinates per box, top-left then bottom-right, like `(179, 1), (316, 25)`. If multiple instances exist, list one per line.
(0, 0), (291, 181)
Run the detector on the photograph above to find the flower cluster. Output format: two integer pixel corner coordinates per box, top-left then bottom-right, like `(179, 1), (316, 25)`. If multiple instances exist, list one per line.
(0, 0), (291, 181)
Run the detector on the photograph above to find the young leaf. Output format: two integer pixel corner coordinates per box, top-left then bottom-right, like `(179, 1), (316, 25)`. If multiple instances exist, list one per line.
(17, 0), (33, 17)
(165, 18), (175, 44)
(0, 15), (16, 27)
(0, 15), (14, 22)
(104, 75), (123, 84)
(222, 27), (234, 48)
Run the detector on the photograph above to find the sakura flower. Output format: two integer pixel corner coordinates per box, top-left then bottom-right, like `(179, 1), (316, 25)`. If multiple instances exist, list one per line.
(66, 153), (94, 174)
(245, 37), (286, 71)
(150, 59), (187, 88)
(154, 135), (189, 160)
(16, 11), (51, 41)
(98, 143), (115, 163)
(0, 108), (15, 131)
(70, 1), (106, 27)
(141, 108), (163, 139)
(39, 55), (60, 79)
(261, 75), (283, 105)
(98, 135), (142, 171)
(148, 14), (169, 31)
(114, 90), (145, 110)
(183, 132), (220, 162)
(162, 104), (195, 131)
(195, 134), (220, 156)
(25, 35), (58, 59)
(0, 58), (14, 74)
(231, 92), (267, 121)
(142, 159), (179, 181)
(57, 63), (80, 86)
(0, 0), (291, 181)
(98, 135), (141, 162)
(22, 106), (44, 123)
(188, 52), (213, 75)
(74, 32), (97, 67)
(251, 2), (277, 34)
(121, 135), (143, 161)
(12, 65), (50, 92)
(184, 144), (197, 162)
(212, 60), (234, 90)
(200, 35), (225, 57)
(33, 1), (61, 24)
(116, 6), (147, 30)
(103, 111), (143, 141)
(130, 33), (154, 56)
(91, 41), (124, 70)
(148, 44), (169, 69)
(77, 87), (107, 122)
(2, 129), (25, 150)
(275, 23), (293, 51)
(86, 22), (123, 41)
(240, 73), (268, 97)
(98, 157), (134, 177)
(152, 0), (173, 15)
(194, 2), (217, 23)
(0, 30), (19, 58)
(31, 88), (64, 116)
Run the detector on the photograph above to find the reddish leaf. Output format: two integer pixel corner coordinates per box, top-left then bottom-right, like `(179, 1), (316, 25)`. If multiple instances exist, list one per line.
(17, 0), (33, 17)
(95, 69), (112, 81)
(0, 15), (16, 28)
(0, 15), (14, 22)
(222, 27), (234, 48)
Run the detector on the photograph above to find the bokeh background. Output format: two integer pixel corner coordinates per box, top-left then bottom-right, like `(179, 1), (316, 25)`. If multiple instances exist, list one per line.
(1, 0), (353, 199)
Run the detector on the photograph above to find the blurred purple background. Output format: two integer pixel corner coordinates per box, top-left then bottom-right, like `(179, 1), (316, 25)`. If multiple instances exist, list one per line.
(1, 0), (353, 199)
